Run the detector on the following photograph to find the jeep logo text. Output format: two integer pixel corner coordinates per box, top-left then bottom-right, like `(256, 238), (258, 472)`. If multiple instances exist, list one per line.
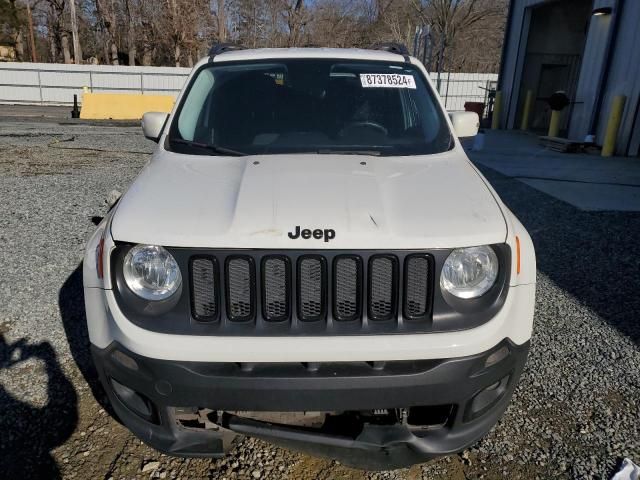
(288, 226), (336, 243)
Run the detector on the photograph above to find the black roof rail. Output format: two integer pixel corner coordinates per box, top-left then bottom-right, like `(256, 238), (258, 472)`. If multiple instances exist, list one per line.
(370, 42), (410, 62)
(208, 43), (246, 61)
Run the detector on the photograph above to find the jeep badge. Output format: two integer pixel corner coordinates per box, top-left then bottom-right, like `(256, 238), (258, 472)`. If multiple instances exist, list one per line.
(288, 226), (336, 242)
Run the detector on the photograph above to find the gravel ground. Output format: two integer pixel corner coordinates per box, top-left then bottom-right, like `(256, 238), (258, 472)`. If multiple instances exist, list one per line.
(0, 119), (638, 479)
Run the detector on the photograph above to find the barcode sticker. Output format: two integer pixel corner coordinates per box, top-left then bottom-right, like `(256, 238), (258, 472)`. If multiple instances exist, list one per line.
(359, 73), (416, 89)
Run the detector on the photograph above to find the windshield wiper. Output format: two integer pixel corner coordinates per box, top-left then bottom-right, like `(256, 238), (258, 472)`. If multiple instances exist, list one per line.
(317, 148), (381, 156)
(170, 138), (247, 156)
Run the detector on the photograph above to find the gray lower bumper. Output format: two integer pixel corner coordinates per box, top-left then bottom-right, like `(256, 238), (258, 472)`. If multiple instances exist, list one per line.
(91, 339), (529, 469)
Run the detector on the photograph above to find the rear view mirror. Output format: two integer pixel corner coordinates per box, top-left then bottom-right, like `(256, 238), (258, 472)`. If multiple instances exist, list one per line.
(449, 111), (480, 138)
(141, 112), (169, 142)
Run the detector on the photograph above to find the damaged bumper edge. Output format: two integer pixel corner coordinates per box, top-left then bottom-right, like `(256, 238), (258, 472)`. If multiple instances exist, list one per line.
(91, 339), (529, 469)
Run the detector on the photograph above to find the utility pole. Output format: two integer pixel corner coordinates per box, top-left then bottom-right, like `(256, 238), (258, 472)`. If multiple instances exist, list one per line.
(26, 3), (37, 62)
(69, 0), (82, 64)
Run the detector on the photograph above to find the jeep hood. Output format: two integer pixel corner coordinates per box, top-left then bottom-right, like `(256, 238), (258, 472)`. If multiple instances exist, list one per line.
(111, 150), (506, 249)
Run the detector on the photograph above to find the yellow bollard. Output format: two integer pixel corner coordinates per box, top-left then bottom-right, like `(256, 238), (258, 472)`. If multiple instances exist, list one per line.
(491, 90), (502, 130)
(601, 95), (626, 157)
(548, 110), (562, 137)
(83, 85), (89, 93)
(520, 89), (533, 131)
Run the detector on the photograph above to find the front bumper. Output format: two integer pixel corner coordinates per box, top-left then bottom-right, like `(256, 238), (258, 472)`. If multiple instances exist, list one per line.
(92, 338), (529, 469)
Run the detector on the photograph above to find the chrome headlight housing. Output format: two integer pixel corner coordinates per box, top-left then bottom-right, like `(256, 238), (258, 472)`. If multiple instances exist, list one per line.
(123, 244), (182, 301)
(440, 245), (499, 299)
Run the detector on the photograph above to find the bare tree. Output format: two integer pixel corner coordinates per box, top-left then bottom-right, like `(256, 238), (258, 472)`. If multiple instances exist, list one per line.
(42, 0), (70, 62)
(13, 0), (506, 71)
(25, 0), (39, 61)
(411, 0), (504, 71)
(124, 0), (136, 64)
(281, 0), (308, 47)
(215, 0), (227, 42)
(68, 0), (80, 62)
(95, 0), (119, 64)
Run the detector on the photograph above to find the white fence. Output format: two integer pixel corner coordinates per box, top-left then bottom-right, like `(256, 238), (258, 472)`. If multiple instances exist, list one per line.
(0, 62), (496, 113)
(0, 62), (190, 105)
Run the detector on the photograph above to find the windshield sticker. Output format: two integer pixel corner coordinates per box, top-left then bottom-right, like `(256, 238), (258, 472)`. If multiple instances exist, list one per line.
(360, 73), (416, 89)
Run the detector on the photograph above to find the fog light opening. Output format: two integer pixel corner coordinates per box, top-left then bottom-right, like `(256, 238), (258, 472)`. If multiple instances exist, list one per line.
(110, 378), (156, 423)
(466, 374), (511, 421)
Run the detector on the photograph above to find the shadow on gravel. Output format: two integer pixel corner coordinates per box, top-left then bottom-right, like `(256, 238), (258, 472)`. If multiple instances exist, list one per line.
(58, 264), (112, 414)
(477, 164), (640, 344)
(0, 335), (78, 479)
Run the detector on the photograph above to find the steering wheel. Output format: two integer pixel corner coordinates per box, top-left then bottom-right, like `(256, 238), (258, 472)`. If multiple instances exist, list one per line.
(339, 121), (388, 137)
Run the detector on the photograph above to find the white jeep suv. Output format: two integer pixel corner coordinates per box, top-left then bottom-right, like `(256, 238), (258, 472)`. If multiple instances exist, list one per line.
(83, 44), (535, 469)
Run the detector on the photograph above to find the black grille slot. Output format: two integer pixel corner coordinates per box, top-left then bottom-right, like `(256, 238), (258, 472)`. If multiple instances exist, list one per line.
(404, 255), (432, 319)
(297, 256), (326, 321)
(333, 256), (361, 321)
(262, 256), (290, 321)
(226, 257), (255, 321)
(368, 255), (397, 321)
(190, 258), (218, 320)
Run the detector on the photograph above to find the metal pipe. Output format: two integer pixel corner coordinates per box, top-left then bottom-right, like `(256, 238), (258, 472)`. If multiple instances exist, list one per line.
(548, 110), (562, 137)
(520, 90), (533, 131)
(444, 71), (451, 109)
(601, 95), (626, 156)
(492, 91), (503, 130)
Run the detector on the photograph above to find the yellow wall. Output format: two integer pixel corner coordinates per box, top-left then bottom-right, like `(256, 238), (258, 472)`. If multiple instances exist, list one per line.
(80, 93), (174, 120)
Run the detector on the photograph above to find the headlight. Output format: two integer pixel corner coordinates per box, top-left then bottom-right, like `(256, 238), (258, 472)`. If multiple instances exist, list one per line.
(123, 245), (182, 301)
(440, 246), (498, 299)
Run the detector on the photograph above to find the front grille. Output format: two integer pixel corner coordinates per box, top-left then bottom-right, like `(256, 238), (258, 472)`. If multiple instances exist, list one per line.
(190, 257), (218, 320)
(333, 256), (361, 321)
(189, 251), (434, 333)
(225, 257), (255, 321)
(298, 256), (326, 321)
(368, 256), (397, 320)
(404, 255), (432, 320)
(262, 256), (290, 321)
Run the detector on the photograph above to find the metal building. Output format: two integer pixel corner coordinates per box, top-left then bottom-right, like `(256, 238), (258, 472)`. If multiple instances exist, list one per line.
(498, 0), (640, 156)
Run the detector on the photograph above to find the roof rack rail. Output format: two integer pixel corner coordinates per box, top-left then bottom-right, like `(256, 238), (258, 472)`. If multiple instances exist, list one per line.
(208, 43), (246, 61)
(370, 42), (410, 62)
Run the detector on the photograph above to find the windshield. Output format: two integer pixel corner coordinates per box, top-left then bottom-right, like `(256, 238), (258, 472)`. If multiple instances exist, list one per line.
(167, 58), (452, 156)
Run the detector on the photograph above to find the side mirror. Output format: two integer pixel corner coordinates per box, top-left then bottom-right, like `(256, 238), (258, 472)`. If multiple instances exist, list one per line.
(449, 111), (480, 138)
(141, 112), (169, 142)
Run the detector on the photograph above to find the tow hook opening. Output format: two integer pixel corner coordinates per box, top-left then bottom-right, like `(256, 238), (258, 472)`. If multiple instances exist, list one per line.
(406, 405), (455, 430)
(174, 407), (220, 430)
